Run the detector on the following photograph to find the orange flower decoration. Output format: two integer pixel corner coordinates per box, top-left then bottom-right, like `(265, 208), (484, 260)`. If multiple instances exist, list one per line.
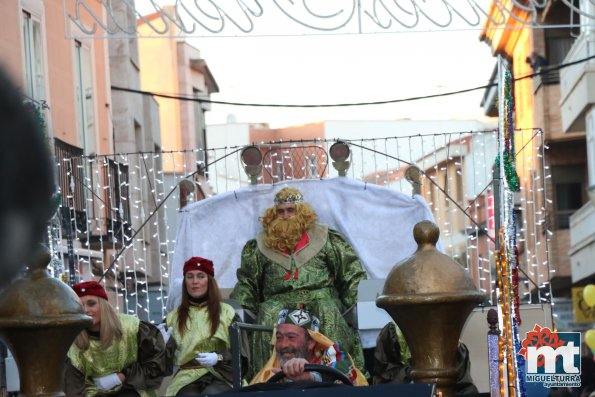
(518, 324), (565, 367)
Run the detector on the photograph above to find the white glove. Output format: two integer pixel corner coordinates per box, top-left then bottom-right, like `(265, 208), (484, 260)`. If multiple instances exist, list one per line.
(157, 323), (173, 344)
(93, 373), (121, 390)
(196, 352), (218, 367)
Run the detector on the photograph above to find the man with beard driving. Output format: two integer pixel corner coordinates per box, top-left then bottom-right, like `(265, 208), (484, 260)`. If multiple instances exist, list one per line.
(230, 187), (367, 377)
(251, 306), (367, 386)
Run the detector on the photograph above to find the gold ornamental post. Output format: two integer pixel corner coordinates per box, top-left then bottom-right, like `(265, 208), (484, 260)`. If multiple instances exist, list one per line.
(0, 246), (91, 397)
(376, 221), (484, 397)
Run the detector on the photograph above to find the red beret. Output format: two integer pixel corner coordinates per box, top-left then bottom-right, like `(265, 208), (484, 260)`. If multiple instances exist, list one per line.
(72, 281), (108, 301)
(183, 257), (214, 277)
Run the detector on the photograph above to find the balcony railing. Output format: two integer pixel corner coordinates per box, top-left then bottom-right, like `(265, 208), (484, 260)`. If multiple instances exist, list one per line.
(262, 145), (328, 183)
(533, 66), (560, 93)
(104, 159), (132, 243)
(54, 140), (134, 247)
(54, 138), (87, 235)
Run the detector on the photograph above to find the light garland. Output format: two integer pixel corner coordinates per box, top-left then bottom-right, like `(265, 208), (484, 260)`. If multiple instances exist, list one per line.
(498, 70), (521, 192)
(496, 230), (524, 397)
(511, 210), (522, 325)
(513, 320), (527, 397)
(498, 233), (517, 397)
(48, 134), (551, 321)
(496, 245), (507, 397)
(499, 334), (506, 397)
(488, 327), (501, 397)
(494, 59), (533, 397)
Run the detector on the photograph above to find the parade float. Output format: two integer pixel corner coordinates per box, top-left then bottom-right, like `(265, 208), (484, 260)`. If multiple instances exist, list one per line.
(2, 2), (595, 397)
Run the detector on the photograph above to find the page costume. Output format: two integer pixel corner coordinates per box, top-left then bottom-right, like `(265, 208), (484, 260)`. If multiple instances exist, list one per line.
(165, 302), (238, 396)
(230, 223), (367, 374)
(64, 314), (169, 397)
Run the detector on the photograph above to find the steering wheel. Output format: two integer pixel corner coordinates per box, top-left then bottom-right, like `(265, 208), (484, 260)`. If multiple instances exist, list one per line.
(266, 363), (353, 386)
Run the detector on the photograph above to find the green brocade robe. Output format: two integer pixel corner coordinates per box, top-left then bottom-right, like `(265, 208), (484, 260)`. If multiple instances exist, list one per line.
(66, 314), (166, 397)
(230, 224), (367, 376)
(165, 302), (236, 396)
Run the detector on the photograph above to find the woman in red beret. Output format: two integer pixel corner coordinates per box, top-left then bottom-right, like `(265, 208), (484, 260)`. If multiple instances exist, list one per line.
(63, 281), (172, 397)
(163, 257), (246, 396)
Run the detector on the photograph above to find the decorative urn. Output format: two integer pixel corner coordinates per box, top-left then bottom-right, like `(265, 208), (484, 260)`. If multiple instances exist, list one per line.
(376, 221), (484, 397)
(0, 245), (91, 396)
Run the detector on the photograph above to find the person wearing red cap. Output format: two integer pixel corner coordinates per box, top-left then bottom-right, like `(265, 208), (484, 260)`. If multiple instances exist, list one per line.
(163, 257), (247, 396)
(63, 281), (172, 397)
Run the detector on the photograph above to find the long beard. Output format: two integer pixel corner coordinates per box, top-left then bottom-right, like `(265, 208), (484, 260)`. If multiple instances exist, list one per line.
(264, 216), (306, 252)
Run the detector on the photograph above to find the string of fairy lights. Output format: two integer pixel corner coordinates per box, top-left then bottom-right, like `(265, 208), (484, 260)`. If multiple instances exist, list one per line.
(41, 124), (552, 327)
(41, 93), (554, 397)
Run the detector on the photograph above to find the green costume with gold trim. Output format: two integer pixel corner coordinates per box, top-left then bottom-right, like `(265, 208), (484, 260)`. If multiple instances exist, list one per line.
(65, 314), (169, 397)
(165, 302), (237, 396)
(230, 224), (367, 376)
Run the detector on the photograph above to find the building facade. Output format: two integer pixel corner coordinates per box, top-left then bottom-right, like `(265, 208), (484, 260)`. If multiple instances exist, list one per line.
(558, 1), (595, 318)
(481, 1), (592, 324)
(0, 0), (114, 284)
(0, 1), (185, 321)
(137, 9), (219, 255)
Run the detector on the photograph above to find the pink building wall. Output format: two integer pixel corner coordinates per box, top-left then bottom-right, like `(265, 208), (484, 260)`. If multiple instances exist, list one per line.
(0, 0), (112, 154)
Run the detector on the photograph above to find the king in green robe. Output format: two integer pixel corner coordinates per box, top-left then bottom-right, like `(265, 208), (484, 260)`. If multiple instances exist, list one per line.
(230, 187), (367, 378)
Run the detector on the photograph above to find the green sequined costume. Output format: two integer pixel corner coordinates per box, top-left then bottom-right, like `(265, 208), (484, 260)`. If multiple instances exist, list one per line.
(230, 224), (367, 377)
(165, 302), (238, 396)
(64, 314), (170, 397)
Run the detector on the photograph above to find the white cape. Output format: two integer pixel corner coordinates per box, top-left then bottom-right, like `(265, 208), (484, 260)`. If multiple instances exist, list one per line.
(167, 178), (437, 312)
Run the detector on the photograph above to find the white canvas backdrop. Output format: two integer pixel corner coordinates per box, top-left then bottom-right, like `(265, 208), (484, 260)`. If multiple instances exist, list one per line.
(167, 178), (437, 311)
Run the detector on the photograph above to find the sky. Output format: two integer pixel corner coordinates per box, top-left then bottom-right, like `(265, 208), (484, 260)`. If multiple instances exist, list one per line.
(194, 31), (497, 128)
(133, 1), (498, 128)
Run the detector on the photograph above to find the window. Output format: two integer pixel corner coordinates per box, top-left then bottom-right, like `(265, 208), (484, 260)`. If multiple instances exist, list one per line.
(545, 28), (575, 66)
(22, 10), (45, 101)
(74, 40), (96, 155)
(552, 165), (585, 229)
(555, 183), (583, 228)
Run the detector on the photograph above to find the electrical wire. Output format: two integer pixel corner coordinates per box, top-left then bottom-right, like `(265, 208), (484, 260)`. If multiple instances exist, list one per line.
(111, 54), (595, 108)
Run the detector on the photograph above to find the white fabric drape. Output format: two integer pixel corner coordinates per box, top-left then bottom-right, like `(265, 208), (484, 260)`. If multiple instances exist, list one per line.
(167, 178), (437, 312)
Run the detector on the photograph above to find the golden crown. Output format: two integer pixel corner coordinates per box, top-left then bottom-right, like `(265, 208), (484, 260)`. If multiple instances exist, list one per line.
(274, 189), (304, 205)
